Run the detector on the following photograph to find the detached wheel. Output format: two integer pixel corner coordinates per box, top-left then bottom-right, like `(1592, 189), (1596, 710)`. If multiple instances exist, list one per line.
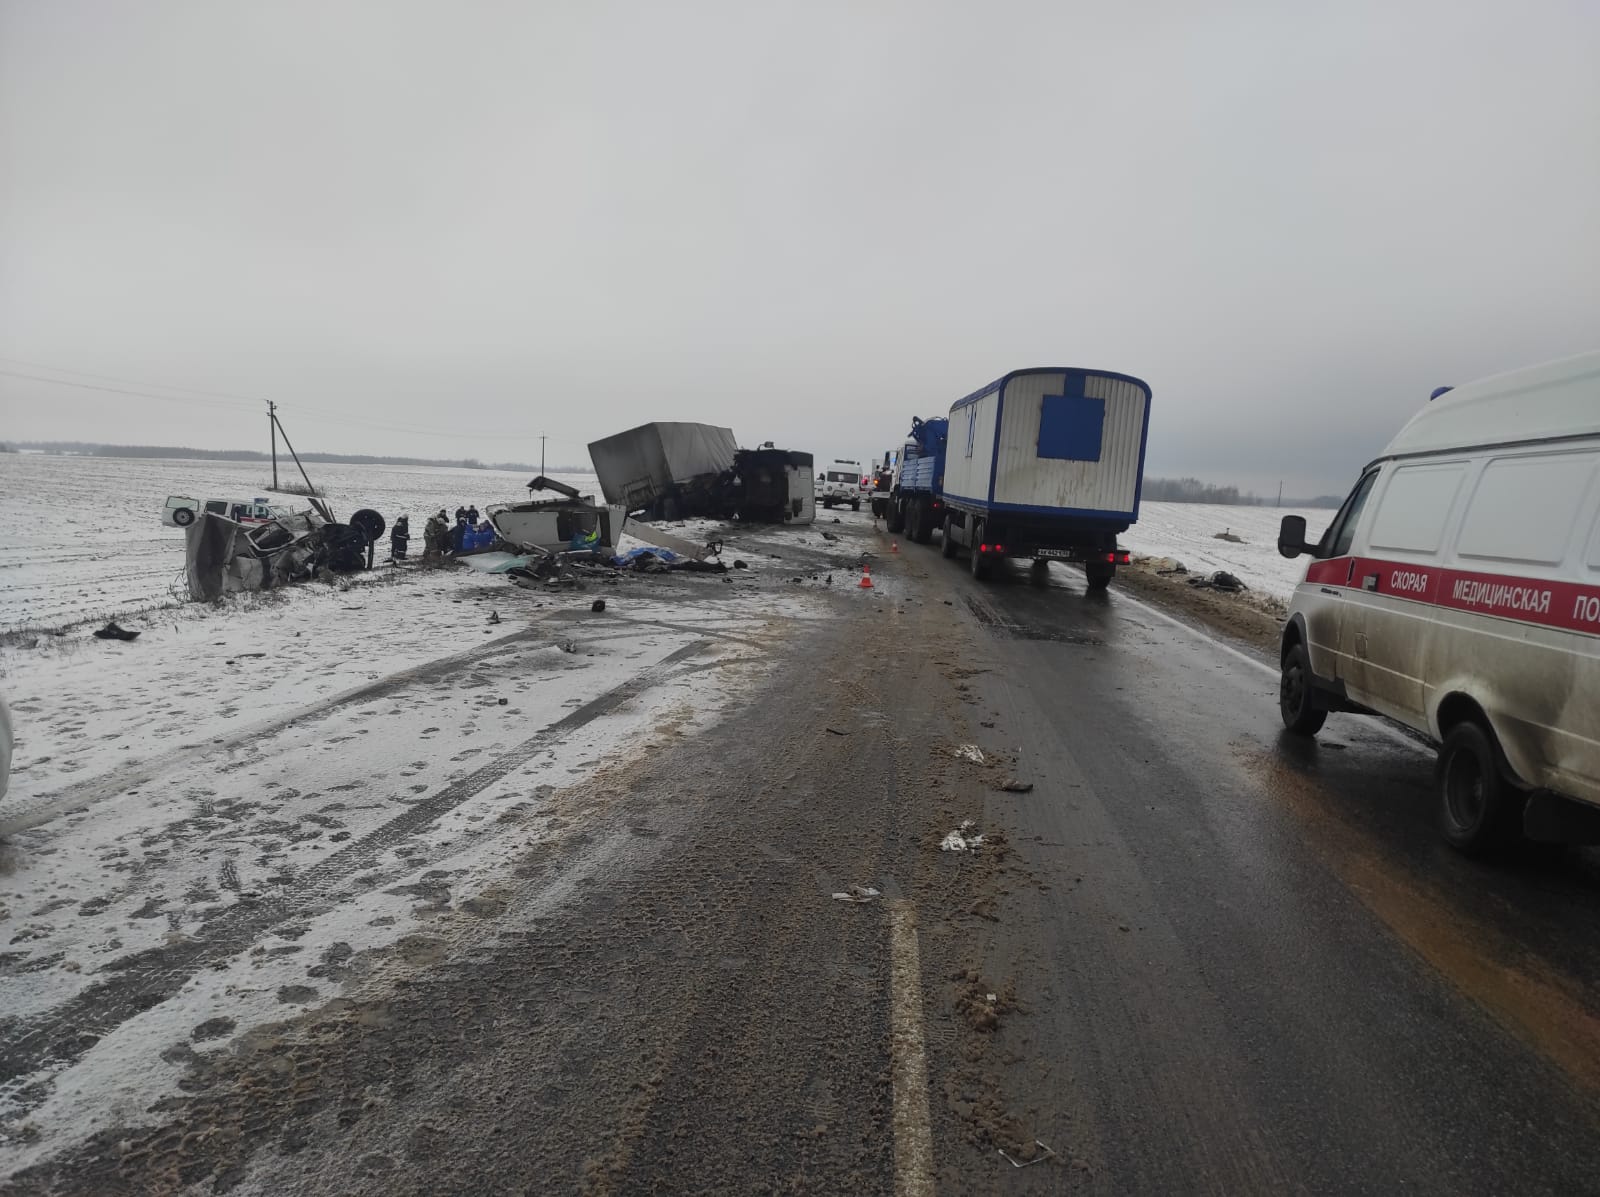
(970, 520), (992, 581)
(941, 514), (957, 558)
(1279, 642), (1326, 736)
(173, 507), (195, 526)
(1438, 721), (1523, 855)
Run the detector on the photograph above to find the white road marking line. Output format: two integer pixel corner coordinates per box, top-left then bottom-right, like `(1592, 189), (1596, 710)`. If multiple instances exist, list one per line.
(888, 899), (936, 1197)
(1114, 587), (1431, 757)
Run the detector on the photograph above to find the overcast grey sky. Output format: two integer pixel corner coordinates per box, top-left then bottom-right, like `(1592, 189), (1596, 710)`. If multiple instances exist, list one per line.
(2, 0), (1595, 495)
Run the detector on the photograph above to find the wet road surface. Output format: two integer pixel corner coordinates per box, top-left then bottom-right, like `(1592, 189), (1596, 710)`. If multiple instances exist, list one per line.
(7, 519), (1600, 1195)
(942, 551), (1600, 1194)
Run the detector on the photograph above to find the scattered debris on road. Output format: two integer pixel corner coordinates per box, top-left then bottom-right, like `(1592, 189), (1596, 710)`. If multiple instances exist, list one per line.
(941, 820), (986, 852)
(91, 621), (140, 641)
(1189, 570), (1248, 593)
(824, 727), (849, 736)
(998, 780), (1034, 793)
(953, 744), (986, 764)
(998, 1141), (1057, 1169)
(830, 886), (880, 903)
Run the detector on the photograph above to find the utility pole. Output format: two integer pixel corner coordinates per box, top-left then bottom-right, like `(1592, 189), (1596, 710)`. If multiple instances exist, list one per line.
(269, 400), (279, 490)
(540, 434), (547, 477)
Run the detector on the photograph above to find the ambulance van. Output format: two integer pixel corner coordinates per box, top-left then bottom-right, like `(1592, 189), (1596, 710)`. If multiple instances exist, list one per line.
(1276, 351), (1600, 853)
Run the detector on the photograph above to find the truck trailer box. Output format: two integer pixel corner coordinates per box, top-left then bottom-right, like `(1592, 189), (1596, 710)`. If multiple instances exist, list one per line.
(587, 422), (739, 516)
(942, 368), (1151, 521)
(937, 367), (1152, 584)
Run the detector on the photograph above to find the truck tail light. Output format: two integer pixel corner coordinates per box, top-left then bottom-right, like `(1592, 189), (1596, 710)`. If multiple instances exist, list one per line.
(980, 543), (1005, 554)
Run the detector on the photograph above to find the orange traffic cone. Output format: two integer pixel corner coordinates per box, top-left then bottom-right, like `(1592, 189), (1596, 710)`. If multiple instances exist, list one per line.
(858, 566), (874, 589)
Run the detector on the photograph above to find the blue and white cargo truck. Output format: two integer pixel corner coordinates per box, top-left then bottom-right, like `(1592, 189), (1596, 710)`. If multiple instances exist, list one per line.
(936, 367), (1153, 587)
(885, 416), (949, 542)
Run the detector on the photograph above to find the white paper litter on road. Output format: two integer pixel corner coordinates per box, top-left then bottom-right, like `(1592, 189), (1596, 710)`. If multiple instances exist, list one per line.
(953, 745), (985, 764)
(940, 821), (985, 852)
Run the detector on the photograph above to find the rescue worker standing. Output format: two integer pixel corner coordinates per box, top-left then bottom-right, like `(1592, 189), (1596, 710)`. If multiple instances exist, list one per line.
(390, 515), (410, 562)
(424, 510), (447, 560)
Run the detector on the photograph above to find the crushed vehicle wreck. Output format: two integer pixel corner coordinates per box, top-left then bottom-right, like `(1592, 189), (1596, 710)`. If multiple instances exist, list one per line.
(719, 447), (815, 524)
(183, 507), (387, 601)
(588, 421), (814, 524)
(485, 475), (628, 554)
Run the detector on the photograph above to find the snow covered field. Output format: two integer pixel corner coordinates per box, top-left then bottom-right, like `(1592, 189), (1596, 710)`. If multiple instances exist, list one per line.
(1123, 501), (1338, 601)
(0, 454), (600, 632)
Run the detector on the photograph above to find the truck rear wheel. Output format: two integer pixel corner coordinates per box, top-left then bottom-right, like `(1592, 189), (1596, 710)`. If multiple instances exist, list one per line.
(1438, 721), (1523, 855)
(1085, 562), (1114, 590)
(970, 520), (992, 581)
(941, 514), (957, 558)
(1278, 642), (1326, 736)
(912, 501), (934, 545)
(887, 500), (905, 535)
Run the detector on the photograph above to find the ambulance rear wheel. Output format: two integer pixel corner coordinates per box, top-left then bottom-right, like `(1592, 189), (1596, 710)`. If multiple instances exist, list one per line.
(1438, 721), (1523, 855)
(1279, 642), (1326, 736)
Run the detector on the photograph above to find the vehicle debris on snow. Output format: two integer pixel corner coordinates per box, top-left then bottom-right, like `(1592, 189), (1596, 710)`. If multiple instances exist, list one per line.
(830, 886), (880, 903)
(952, 744), (986, 764)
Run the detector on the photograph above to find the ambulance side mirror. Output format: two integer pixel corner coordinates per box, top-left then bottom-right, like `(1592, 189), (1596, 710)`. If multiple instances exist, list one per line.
(1278, 515), (1312, 559)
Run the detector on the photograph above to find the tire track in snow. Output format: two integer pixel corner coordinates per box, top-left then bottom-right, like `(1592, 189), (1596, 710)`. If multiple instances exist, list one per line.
(0, 638), (709, 1100)
(0, 627), (556, 838)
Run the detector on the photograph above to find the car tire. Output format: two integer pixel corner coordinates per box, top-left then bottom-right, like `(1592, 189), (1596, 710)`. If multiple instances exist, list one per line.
(1085, 562), (1114, 590)
(173, 507), (195, 527)
(941, 514), (957, 558)
(1438, 721), (1523, 855)
(1279, 642), (1326, 736)
(970, 520), (991, 580)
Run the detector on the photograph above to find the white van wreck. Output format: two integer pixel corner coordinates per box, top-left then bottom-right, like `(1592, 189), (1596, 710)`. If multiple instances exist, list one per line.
(1277, 351), (1600, 853)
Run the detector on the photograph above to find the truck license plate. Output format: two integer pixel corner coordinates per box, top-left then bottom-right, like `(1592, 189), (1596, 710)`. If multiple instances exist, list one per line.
(1036, 549), (1073, 559)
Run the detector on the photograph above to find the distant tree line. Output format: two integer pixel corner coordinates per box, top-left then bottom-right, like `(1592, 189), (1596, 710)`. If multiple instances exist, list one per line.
(10, 442), (590, 474)
(1143, 476), (1342, 508)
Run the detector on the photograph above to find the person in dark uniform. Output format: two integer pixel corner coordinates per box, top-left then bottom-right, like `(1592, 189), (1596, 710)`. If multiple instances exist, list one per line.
(390, 515), (410, 562)
(449, 514), (468, 555)
(466, 504), (479, 525)
(455, 506), (467, 524)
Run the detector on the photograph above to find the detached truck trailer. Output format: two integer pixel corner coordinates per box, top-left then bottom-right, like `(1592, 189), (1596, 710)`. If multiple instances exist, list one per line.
(937, 367), (1152, 586)
(588, 422), (739, 519)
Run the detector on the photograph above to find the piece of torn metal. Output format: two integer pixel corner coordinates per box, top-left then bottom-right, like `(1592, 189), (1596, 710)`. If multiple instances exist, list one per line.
(997, 1141), (1055, 1169)
(940, 821), (985, 852)
(953, 744), (986, 764)
(999, 780), (1034, 793)
(830, 886), (880, 903)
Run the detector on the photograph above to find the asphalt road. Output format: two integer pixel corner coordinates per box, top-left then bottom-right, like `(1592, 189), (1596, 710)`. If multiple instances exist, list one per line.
(933, 549), (1600, 1195)
(9, 519), (1600, 1195)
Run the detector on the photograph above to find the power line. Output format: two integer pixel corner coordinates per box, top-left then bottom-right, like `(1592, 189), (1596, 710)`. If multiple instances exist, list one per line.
(0, 369), (259, 411)
(0, 356), (269, 406)
(1, 364), (592, 450)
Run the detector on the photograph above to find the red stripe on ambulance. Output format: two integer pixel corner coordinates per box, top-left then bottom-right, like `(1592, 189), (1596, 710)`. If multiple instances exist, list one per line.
(1302, 556), (1600, 636)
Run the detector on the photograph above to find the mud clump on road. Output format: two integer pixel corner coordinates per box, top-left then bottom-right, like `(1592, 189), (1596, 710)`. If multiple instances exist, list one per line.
(952, 969), (1017, 1033)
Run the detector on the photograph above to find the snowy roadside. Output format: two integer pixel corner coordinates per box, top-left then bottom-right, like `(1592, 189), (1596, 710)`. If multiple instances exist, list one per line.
(1122, 501), (1335, 603)
(0, 555), (832, 1176)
